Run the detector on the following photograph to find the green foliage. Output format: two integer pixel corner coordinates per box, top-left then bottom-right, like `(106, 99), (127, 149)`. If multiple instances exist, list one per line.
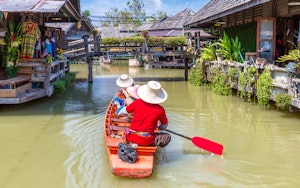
(228, 67), (239, 87)
(256, 68), (273, 107)
(44, 54), (53, 65)
(91, 29), (99, 37)
(238, 66), (257, 101)
(188, 67), (204, 86)
(215, 32), (242, 62)
(54, 80), (66, 95)
(54, 73), (76, 95)
(210, 66), (232, 95)
(0, 21), (25, 78)
(102, 38), (121, 45)
(147, 36), (165, 46)
(164, 36), (186, 46)
(103, 0), (145, 27)
(200, 42), (217, 61)
(274, 93), (292, 110)
(61, 72), (76, 87)
(276, 49), (300, 68)
(102, 36), (185, 46)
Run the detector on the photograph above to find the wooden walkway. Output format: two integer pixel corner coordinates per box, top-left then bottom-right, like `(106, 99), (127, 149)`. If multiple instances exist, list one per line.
(148, 62), (194, 69)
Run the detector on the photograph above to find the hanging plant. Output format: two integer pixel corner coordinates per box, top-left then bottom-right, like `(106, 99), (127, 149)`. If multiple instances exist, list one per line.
(210, 66), (232, 95)
(256, 68), (273, 107)
(274, 93), (292, 110)
(188, 66), (204, 86)
(0, 21), (24, 78)
(228, 67), (239, 87)
(238, 66), (257, 101)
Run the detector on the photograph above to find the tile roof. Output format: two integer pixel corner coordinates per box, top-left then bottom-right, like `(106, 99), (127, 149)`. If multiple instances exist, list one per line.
(150, 8), (195, 30)
(186, 0), (271, 26)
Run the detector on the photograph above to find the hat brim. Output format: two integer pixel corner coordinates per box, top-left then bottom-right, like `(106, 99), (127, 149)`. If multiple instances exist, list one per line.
(137, 84), (167, 104)
(116, 77), (134, 88)
(126, 85), (140, 99)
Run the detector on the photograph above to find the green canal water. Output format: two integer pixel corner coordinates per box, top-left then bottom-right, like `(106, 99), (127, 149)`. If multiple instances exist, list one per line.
(0, 62), (300, 188)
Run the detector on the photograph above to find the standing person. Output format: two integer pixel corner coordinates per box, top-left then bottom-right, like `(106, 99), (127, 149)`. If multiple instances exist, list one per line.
(118, 81), (171, 147)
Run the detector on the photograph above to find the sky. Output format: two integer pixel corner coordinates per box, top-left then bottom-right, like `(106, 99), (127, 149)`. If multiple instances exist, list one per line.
(80, 0), (210, 26)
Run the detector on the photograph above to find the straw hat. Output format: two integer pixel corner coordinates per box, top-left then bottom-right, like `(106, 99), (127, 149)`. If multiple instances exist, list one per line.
(126, 85), (140, 99)
(137, 81), (167, 104)
(116, 74), (134, 87)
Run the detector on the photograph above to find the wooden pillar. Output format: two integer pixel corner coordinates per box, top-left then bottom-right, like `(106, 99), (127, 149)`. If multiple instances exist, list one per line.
(44, 64), (51, 96)
(184, 57), (189, 81)
(82, 35), (93, 83)
(95, 35), (101, 56)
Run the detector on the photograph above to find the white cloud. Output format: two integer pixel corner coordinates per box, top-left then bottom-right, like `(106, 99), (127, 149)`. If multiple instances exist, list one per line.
(145, 0), (162, 8)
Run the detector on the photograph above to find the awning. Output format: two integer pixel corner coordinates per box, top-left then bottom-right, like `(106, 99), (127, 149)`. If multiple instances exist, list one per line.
(45, 22), (75, 33)
(0, 0), (65, 13)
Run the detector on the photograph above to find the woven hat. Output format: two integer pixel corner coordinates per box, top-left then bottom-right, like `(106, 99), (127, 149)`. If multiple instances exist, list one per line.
(126, 85), (140, 99)
(116, 74), (134, 88)
(137, 81), (167, 104)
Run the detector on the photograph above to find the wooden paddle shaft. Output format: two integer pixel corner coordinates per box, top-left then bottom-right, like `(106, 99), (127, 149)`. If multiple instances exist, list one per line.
(165, 129), (192, 140)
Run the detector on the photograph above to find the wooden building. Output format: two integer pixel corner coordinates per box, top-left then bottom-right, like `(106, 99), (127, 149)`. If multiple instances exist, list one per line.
(185, 0), (300, 110)
(0, 0), (84, 104)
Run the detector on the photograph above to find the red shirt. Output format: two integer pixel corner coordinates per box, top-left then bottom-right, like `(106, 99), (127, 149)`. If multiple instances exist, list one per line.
(125, 99), (168, 146)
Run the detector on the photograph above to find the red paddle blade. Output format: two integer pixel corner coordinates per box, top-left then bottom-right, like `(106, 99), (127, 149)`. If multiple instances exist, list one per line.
(191, 137), (223, 155)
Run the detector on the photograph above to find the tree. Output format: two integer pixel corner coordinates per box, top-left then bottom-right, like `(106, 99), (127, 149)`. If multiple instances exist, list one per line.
(82, 10), (91, 21)
(126, 0), (146, 27)
(103, 0), (145, 27)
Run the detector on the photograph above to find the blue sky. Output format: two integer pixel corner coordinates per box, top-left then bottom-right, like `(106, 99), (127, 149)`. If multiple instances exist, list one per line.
(81, 0), (210, 18)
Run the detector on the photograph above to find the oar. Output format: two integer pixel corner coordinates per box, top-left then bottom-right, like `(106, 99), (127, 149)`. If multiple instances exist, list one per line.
(164, 129), (223, 155)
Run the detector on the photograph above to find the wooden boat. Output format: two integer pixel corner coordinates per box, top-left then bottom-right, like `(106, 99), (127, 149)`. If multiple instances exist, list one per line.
(103, 90), (157, 178)
(100, 56), (112, 64)
(128, 58), (144, 67)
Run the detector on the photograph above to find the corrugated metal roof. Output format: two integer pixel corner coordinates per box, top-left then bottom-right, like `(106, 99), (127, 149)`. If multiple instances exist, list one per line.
(0, 0), (65, 13)
(186, 0), (271, 27)
(45, 22), (75, 32)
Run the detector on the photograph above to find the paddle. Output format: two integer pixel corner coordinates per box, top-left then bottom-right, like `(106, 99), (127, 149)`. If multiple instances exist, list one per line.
(164, 129), (223, 155)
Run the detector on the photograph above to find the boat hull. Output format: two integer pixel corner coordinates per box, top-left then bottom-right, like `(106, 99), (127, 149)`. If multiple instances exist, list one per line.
(104, 91), (157, 178)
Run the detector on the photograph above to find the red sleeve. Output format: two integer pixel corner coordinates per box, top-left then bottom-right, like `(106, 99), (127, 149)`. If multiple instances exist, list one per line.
(126, 99), (137, 113)
(160, 107), (168, 125)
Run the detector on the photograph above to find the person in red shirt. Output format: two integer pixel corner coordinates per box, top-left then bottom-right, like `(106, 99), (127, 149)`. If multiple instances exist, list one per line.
(118, 81), (171, 147)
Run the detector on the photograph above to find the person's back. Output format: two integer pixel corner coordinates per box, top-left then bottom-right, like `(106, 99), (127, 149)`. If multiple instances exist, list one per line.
(120, 80), (171, 147)
(126, 99), (167, 145)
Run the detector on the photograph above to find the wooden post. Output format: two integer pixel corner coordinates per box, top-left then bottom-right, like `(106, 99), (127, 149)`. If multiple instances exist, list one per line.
(44, 64), (51, 96)
(95, 35), (101, 56)
(82, 35), (93, 83)
(184, 57), (189, 81)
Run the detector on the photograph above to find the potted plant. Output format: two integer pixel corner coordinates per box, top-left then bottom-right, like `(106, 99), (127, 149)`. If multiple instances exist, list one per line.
(0, 21), (24, 78)
(276, 49), (300, 73)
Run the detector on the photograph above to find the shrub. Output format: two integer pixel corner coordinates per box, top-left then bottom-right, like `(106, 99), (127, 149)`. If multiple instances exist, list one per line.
(274, 93), (292, 110)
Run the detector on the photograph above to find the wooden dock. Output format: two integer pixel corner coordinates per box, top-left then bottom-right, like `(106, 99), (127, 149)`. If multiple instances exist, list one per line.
(0, 58), (70, 104)
(148, 62), (194, 69)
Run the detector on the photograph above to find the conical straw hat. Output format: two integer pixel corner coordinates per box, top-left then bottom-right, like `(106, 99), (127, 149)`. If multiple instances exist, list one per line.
(116, 74), (134, 87)
(137, 81), (167, 104)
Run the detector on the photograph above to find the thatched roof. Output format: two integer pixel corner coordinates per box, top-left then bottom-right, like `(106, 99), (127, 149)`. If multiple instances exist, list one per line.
(185, 0), (271, 27)
(149, 8), (195, 30)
